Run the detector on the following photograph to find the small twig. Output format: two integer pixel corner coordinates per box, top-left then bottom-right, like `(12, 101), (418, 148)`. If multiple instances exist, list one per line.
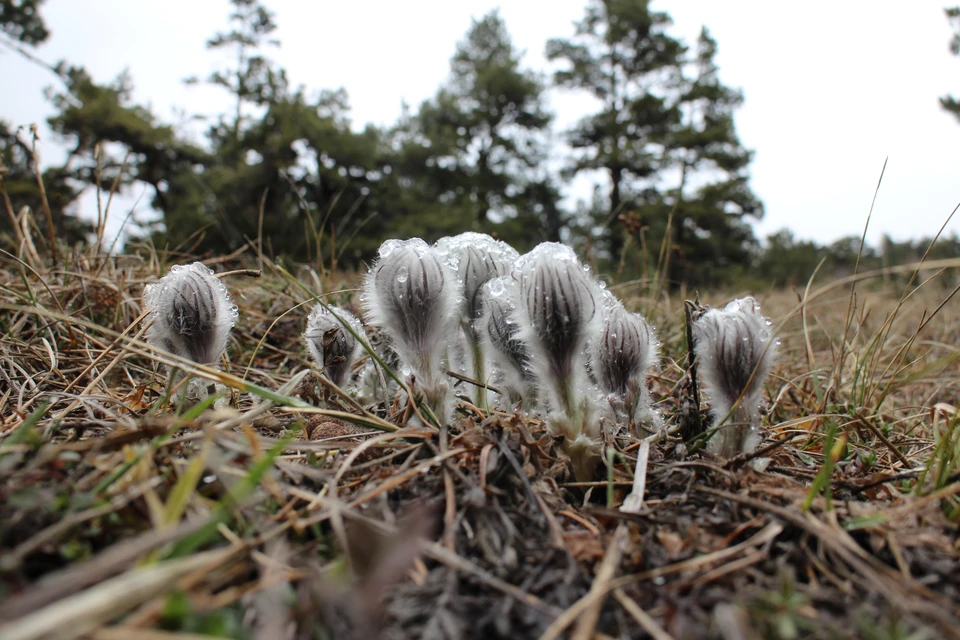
(724, 431), (803, 469)
(853, 412), (914, 470)
(569, 524), (629, 640)
(680, 298), (704, 442)
(28, 126), (57, 266)
(214, 268), (262, 279)
(612, 589), (673, 640)
(620, 437), (650, 513)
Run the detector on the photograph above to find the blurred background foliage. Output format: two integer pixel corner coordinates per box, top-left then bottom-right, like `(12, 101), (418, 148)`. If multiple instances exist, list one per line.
(2, 0), (960, 288)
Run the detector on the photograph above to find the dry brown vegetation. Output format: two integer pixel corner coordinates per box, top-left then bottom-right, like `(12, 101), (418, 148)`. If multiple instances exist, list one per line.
(1, 219), (959, 639)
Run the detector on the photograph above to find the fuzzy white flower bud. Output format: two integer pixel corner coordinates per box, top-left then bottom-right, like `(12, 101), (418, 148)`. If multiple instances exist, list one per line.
(143, 262), (237, 366)
(514, 243), (603, 481)
(435, 232), (519, 332)
(303, 304), (364, 388)
(592, 301), (656, 396)
(435, 232), (520, 408)
(362, 238), (458, 423)
(476, 276), (533, 407)
(514, 242), (600, 413)
(590, 297), (660, 432)
(693, 297), (778, 457)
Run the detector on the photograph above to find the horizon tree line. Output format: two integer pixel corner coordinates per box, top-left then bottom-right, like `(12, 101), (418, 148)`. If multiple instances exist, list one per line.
(2, 0), (960, 288)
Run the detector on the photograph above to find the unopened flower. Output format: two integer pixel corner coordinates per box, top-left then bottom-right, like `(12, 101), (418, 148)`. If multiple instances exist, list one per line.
(143, 262), (237, 366)
(590, 297), (660, 433)
(693, 297), (778, 457)
(435, 232), (519, 330)
(435, 232), (519, 407)
(514, 242), (603, 480)
(515, 243), (600, 411)
(476, 276), (534, 407)
(303, 304), (365, 388)
(362, 238), (458, 424)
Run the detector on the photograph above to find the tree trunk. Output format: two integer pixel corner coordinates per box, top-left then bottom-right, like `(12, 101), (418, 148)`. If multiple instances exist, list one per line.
(610, 166), (623, 217)
(477, 146), (491, 224)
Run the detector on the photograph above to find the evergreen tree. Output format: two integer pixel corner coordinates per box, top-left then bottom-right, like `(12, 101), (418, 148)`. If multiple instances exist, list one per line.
(0, 0), (49, 48)
(154, 0), (383, 264)
(0, 121), (89, 246)
(411, 10), (556, 242)
(0, 0), (91, 247)
(652, 27), (763, 284)
(548, 1), (760, 286)
(546, 0), (683, 262)
(942, 6), (960, 123)
(45, 66), (207, 246)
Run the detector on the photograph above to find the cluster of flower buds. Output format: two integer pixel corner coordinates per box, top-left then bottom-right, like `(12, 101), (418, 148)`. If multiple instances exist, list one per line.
(143, 262), (237, 367)
(144, 239), (780, 478)
(692, 297), (778, 457)
(349, 237), (665, 479)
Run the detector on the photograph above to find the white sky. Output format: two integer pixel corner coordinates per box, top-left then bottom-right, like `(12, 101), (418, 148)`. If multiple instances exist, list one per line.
(2, 0), (960, 248)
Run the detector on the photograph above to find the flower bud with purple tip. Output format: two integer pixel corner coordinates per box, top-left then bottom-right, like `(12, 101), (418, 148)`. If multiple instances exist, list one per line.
(143, 262), (237, 366)
(514, 242), (603, 480)
(692, 296), (778, 457)
(590, 298), (661, 434)
(435, 232), (519, 408)
(362, 238), (458, 424)
(515, 243), (600, 412)
(303, 304), (365, 388)
(476, 276), (534, 407)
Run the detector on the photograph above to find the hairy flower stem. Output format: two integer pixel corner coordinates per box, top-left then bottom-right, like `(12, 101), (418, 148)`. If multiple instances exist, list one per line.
(469, 335), (488, 411)
(548, 394), (600, 482)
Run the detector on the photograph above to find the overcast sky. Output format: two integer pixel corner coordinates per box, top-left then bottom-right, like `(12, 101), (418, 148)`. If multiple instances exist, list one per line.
(3, 0), (960, 247)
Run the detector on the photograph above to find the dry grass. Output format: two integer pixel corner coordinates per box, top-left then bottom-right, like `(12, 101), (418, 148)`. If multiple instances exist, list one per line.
(1, 220), (959, 638)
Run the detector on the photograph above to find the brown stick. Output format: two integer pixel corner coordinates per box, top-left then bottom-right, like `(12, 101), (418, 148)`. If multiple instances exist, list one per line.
(29, 126), (58, 266)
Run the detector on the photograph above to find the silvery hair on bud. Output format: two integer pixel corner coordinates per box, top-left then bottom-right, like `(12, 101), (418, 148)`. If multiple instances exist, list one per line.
(591, 299), (657, 397)
(476, 276), (534, 407)
(303, 304), (365, 388)
(362, 238), (458, 378)
(143, 262), (237, 366)
(514, 243), (600, 411)
(590, 297), (659, 430)
(435, 232), (519, 334)
(692, 297), (778, 458)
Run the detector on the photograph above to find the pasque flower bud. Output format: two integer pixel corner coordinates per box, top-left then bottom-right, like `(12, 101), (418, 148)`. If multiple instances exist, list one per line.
(435, 232), (519, 333)
(592, 300), (656, 396)
(143, 262), (237, 366)
(514, 242), (603, 480)
(693, 297), (778, 457)
(303, 304), (364, 388)
(362, 238), (458, 424)
(476, 276), (534, 407)
(590, 298), (660, 432)
(435, 232), (519, 407)
(515, 242), (599, 410)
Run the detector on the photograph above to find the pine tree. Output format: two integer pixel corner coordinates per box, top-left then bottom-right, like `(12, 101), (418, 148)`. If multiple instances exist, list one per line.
(413, 10), (555, 237)
(941, 6), (960, 123)
(0, 0), (90, 247)
(0, 0), (49, 48)
(162, 0), (382, 264)
(548, 1), (761, 285)
(546, 0), (684, 262)
(655, 27), (762, 285)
